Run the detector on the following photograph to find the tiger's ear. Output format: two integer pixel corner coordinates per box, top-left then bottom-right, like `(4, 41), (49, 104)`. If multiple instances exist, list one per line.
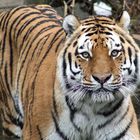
(63, 15), (80, 36)
(117, 11), (130, 32)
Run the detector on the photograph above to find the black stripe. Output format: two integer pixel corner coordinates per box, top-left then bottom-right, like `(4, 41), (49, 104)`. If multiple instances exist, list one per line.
(115, 43), (120, 47)
(134, 53), (138, 73)
(83, 19), (95, 23)
(117, 105), (129, 124)
(54, 29), (65, 52)
(124, 56), (126, 64)
(97, 115), (115, 129)
(82, 28), (91, 32)
(95, 24), (113, 32)
(28, 81), (36, 137)
(128, 47), (132, 64)
(111, 115), (134, 140)
(105, 27), (113, 31)
(8, 12), (27, 85)
(19, 62), (29, 103)
(1, 31), (7, 67)
(75, 48), (79, 56)
(0, 87), (23, 129)
(100, 22), (115, 25)
(95, 19), (112, 23)
(109, 37), (115, 41)
(7, 112), (23, 129)
(99, 31), (112, 35)
(4, 63), (11, 94)
(128, 69), (132, 75)
(33, 5), (56, 14)
(53, 90), (59, 118)
(68, 53), (80, 75)
(0, 74), (9, 105)
(73, 41), (78, 48)
(83, 20), (114, 26)
(86, 31), (98, 36)
(36, 125), (43, 140)
(126, 39), (135, 48)
(98, 105), (129, 129)
(65, 96), (81, 132)
(55, 36), (65, 53)
(83, 21), (97, 25)
(3, 127), (20, 138)
(30, 34), (50, 61)
(1, 109), (11, 124)
(63, 48), (71, 89)
(63, 50), (67, 77)
(51, 111), (68, 140)
(97, 98), (124, 116)
(120, 36), (125, 43)
(83, 22), (96, 26)
(75, 62), (78, 68)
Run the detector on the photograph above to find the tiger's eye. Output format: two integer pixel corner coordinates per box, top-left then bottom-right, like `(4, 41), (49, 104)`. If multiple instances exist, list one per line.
(111, 50), (119, 57)
(81, 52), (90, 59)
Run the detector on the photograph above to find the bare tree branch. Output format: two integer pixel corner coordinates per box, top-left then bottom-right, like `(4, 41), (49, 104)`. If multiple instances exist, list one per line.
(63, 0), (68, 16)
(63, 0), (76, 16)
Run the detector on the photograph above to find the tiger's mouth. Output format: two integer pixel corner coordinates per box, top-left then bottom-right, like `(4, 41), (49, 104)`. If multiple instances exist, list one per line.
(65, 78), (136, 103)
(67, 84), (117, 103)
(94, 87), (115, 93)
(82, 86), (117, 95)
(67, 78), (120, 92)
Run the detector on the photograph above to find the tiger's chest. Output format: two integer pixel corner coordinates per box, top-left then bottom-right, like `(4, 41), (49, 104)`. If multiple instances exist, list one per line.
(46, 97), (136, 140)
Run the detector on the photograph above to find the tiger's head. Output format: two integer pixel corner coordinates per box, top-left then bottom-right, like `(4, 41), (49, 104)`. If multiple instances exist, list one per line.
(57, 11), (140, 104)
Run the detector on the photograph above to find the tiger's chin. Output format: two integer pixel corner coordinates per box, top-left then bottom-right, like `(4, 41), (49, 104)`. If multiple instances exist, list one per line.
(90, 89), (116, 102)
(89, 91), (115, 103)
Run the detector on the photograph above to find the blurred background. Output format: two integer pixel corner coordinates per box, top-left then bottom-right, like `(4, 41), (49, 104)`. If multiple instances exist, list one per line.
(0, 0), (140, 139)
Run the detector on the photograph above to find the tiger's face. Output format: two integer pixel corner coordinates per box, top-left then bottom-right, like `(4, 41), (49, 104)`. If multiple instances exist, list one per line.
(58, 15), (140, 104)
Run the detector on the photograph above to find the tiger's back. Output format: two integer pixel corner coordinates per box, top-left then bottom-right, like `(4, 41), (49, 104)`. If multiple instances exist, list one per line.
(0, 5), (65, 138)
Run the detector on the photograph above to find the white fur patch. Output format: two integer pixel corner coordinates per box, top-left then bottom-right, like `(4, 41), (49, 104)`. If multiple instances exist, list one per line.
(78, 34), (93, 56)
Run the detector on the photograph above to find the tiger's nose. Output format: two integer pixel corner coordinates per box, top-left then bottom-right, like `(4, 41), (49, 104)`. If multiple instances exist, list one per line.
(92, 74), (112, 84)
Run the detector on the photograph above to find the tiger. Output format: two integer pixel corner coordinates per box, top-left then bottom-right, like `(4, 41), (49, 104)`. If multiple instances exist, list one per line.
(0, 5), (63, 138)
(0, 4), (140, 140)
